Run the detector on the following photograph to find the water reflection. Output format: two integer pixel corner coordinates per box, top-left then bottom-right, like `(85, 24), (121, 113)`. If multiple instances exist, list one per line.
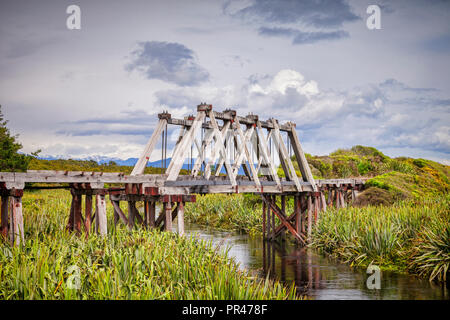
(182, 222), (449, 300)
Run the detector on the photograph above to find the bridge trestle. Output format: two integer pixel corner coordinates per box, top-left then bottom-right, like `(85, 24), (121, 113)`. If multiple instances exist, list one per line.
(261, 183), (361, 244)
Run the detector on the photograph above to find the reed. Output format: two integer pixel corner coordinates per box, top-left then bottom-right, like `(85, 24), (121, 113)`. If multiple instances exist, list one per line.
(0, 190), (299, 299)
(310, 195), (450, 283)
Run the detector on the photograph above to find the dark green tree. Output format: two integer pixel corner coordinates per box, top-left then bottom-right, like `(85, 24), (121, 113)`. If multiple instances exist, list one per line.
(0, 105), (39, 172)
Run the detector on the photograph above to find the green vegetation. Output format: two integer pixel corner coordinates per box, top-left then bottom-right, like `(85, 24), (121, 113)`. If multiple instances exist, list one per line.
(185, 194), (293, 236)
(28, 158), (190, 175)
(0, 190), (298, 299)
(0, 105), (39, 172)
(185, 194), (263, 235)
(310, 195), (450, 283)
(303, 145), (449, 206)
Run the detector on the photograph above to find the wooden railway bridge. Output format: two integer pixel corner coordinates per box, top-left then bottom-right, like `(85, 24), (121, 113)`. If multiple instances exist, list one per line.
(0, 104), (366, 246)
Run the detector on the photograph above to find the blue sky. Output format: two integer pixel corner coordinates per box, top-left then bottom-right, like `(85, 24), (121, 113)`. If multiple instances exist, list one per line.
(0, 0), (449, 164)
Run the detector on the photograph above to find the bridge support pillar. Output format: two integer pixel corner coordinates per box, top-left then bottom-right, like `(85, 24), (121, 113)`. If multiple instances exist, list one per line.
(0, 188), (24, 246)
(67, 184), (107, 237)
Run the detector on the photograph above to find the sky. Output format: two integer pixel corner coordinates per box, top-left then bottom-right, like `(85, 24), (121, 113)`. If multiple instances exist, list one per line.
(0, 0), (449, 165)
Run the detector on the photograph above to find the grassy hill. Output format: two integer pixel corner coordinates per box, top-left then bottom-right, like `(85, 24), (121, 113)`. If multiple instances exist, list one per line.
(28, 158), (189, 175)
(290, 145), (449, 206)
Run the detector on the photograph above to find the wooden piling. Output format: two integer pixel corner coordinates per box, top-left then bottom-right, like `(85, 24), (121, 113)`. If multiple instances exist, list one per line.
(73, 194), (82, 234)
(164, 201), (172, 231)
(127, 201), (136, 230)
(262, 201), (266, 240)
(95, 194), (107, 235)
(177, 201), (185, 236)
(85, 194), (92, 235)
(307, 195), (312, 241)
(10, 196), (24, 246)
(1, 195), (9, 239)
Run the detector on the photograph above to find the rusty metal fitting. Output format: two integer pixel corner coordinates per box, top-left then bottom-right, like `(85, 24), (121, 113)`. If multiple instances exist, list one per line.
(158, 111), (171, 120)
(197, 103), (212, 112)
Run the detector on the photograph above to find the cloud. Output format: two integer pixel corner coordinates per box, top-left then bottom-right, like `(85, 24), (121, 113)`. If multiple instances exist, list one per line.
(224, 0), (357, 45)
(57, 107), (191, 138)
(258, 27), (349, 44)
(226, 0), (359, 28)
(125, 41), (210, 86)
(151, 69), (450, 158)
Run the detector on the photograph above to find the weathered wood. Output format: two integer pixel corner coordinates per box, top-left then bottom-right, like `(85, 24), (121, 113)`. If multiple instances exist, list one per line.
(321, 192), (327, 213)
(255, 122), (281, 187)
(1, 195), (9, 239)
(166, 111), (206, 181)
(177, 201), (185, 236)
(85, 195), (92, 235)
(262, 201), (266, 240)
(10, 196), (24, 246)
(164, 202), (173, 231)
(73, 194), (82, 234)
(208, 111), (236, 186)
(271, 120), (301, 191)
(295, 195), (302, 241)
(287, 123), (317, 191)
(168, 112), (293, 132)
(127, 201), (136, 230)
(261, 194), (305, 244)
(339, 191), (346, 208)
(131, 118), (168, 175)
(307, 195), (312, 241)
(191, 128), (215, 176)
(232, 119), (261, 187)
(149, 201), (156, 228)
(95, 194), (107, 235)
(204, 122), (231, 179)
(111, 200), (129, 225)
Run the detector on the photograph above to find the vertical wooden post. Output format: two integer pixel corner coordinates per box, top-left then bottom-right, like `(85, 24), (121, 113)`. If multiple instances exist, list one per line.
(271, 196), (275, 240)
(339, 190), (346, 208)
(335, 189), (341, 209)
(262, 200), (266, 240)
(327, 189), (333, 207)
(73, 193), (82, 235)
(280, 195), (286, 241)
(10, 196), (24, 246)
(85, 194), (92, 235)
(177, 201), (185, 236)
(307, 194), (312, 241)
(352, 189), (357, 203)
(95, 194), (107, 236)
(320, 192), (327, 213)
(127, 201), (136, 230)
(301, 194), (306, 235)
(313, 195), (318, 222)
(144, 200), (149, 227)
(1, 195), (9, 239)
(295, 194), (302, 243)
(164, 201), (172, 231)
(266, 196), (271, 241)
(149, 201), (156, 228)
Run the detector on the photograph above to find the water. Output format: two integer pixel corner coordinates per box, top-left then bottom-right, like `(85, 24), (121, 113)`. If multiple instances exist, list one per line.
(182, 222), (449, 300)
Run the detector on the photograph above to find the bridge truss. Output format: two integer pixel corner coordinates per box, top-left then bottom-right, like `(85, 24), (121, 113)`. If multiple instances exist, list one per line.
(0, 104), (365, 246)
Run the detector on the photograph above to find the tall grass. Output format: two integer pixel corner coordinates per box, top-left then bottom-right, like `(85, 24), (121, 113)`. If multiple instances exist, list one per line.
(185, 194), (263, 235)
(185, 194), (293, 236)
(0, 190), (298, 299)
(310, 195), (450, 283)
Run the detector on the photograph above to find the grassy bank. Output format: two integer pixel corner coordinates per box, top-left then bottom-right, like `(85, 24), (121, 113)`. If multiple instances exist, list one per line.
(310, 195), (450, 283)
(0, 190), (298, 299)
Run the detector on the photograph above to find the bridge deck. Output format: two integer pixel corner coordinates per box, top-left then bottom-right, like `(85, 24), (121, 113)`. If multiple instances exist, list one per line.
(0, 170), (366, 194)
